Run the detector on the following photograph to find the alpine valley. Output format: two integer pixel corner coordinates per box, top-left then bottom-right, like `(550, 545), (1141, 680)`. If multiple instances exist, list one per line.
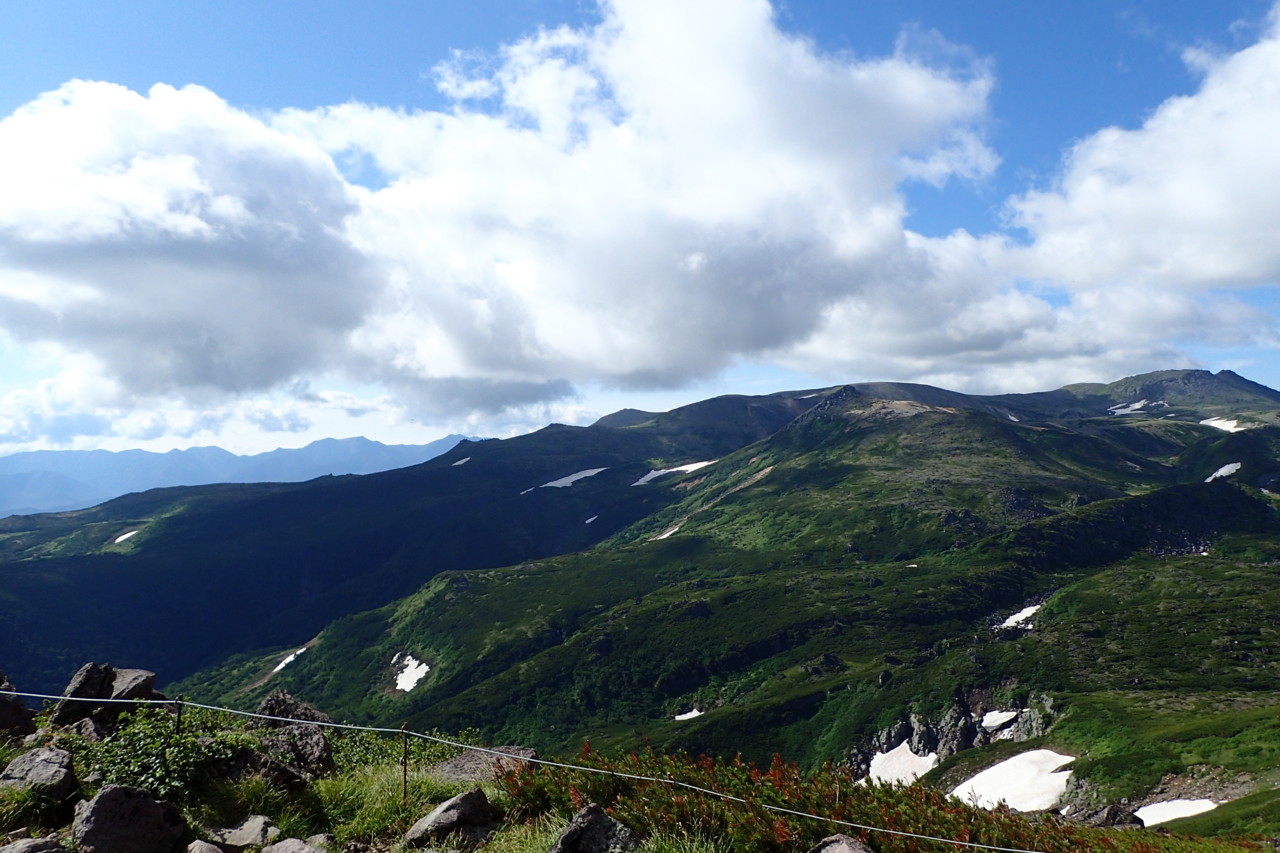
(4, 368), (1280, 836)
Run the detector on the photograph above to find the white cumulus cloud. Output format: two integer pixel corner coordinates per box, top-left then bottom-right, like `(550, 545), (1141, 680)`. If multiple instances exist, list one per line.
(2, 0), (1278, 451)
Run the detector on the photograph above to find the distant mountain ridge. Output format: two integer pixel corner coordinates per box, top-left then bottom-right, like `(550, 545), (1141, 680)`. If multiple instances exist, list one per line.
(0, 434), (471, 517)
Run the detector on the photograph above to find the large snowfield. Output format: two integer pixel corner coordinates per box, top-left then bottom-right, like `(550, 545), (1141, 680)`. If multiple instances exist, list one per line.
(950, 750), (1075, 811)
(868, 741), (938, 784)
(1134, 799), (1219, 825)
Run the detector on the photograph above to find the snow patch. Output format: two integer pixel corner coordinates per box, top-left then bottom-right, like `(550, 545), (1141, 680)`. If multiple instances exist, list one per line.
(1000, 604), (1041, 629)
(868, 741), (938, 784)
(1134, 799), (1218, 825)
(452, 457), (471, 466)
(272, 647), (307, 674)
(1200, 417), (1245, 432)
(1204, 462), (1242, 482)
(674, 708), (704, 721)
(981, 710), (1020, 730)
(541, 468), (608, 488)
(632, 461), (716, 486)
(653, 525), (681, 540)
(113, 530), (140, 544)
(1007, 413), (1020, 422)
(951, 749), (1074, 811)
(394, 654), (430, 692)
(585, 515), (598, 524)
(1109, 399), (1166, 415)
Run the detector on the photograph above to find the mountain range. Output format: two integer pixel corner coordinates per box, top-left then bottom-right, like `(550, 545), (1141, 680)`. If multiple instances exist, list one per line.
(0, 434), (469, 517)
(3, 368), (1279, 834)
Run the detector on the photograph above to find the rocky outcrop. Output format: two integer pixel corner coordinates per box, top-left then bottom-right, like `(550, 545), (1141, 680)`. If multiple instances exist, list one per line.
(244, 692), (334, 780)
(260, 724), (334, 778)
(403, 788), (498, 848)
(249, 691), (332, 728)
(72, 785), (185, 853)
(0, 747), (77, 803)
(854, 694), (1056, 776)
(48, 663), (166, 728)
(0, 672), (36, 738)
(548, 803), (639, 853)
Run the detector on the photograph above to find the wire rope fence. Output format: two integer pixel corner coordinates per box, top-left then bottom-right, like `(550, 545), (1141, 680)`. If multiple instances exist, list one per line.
(4, 689), (1078, 853)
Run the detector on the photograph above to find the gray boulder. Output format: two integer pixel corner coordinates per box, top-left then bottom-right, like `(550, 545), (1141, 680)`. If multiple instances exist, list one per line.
(0, 747), (77, 802)
(72, 784), (185, 853)
(48, 664), (166, 729)
(0, 672), (36, 738)
(109, 670), (159, 703)
(49, 663), (115, 727)
(262, 841), (325, 853)
(806, 835), (874, 853)
(261, 724), (333, 778)
(249, 692), (331, 729)
(211, 814), (280, 849)
(185, 842), (223, 853)
(404, 788), (497, 848)
(429, 746), (537, 783)
(0, 838), (65, 853)
(548, 803), (639, 853)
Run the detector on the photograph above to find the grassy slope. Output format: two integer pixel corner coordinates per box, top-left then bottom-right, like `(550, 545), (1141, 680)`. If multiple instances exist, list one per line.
(173, 394), (1280, 834)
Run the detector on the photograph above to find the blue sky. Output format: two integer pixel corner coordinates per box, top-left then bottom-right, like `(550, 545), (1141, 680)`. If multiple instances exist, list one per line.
(1, 0), (1278, 452)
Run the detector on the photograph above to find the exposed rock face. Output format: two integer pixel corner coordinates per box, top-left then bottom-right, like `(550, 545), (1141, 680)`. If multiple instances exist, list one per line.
(0, 746), (77, 802)
(548, 803), (640, 853)
(403, 788), (498, 848)
(935, 704), (979, 759)
(0, 671), (36, 738)
(806, 835), (874, 853)
(72, 785), (185, 853)
(855, 694), (1055, 774)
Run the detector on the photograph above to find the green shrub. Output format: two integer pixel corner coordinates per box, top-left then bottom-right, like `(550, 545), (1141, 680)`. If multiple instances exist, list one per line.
(78, 705), (241, 801)
(328, 726), (478, 773)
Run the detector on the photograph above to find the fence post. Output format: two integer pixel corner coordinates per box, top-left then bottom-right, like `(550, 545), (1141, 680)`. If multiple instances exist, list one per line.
(175, 696), (185, 737)
(401, 722), (409, 808)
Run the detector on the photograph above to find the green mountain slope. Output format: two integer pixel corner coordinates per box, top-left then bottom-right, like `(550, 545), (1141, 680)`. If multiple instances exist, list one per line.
(158, 370), (1280, 835)
(7, 368), (1280, 835)
(0, 390), (821, 693)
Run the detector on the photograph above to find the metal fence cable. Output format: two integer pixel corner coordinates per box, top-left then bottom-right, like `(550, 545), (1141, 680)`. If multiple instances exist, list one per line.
(7, 690), (1049, 853)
